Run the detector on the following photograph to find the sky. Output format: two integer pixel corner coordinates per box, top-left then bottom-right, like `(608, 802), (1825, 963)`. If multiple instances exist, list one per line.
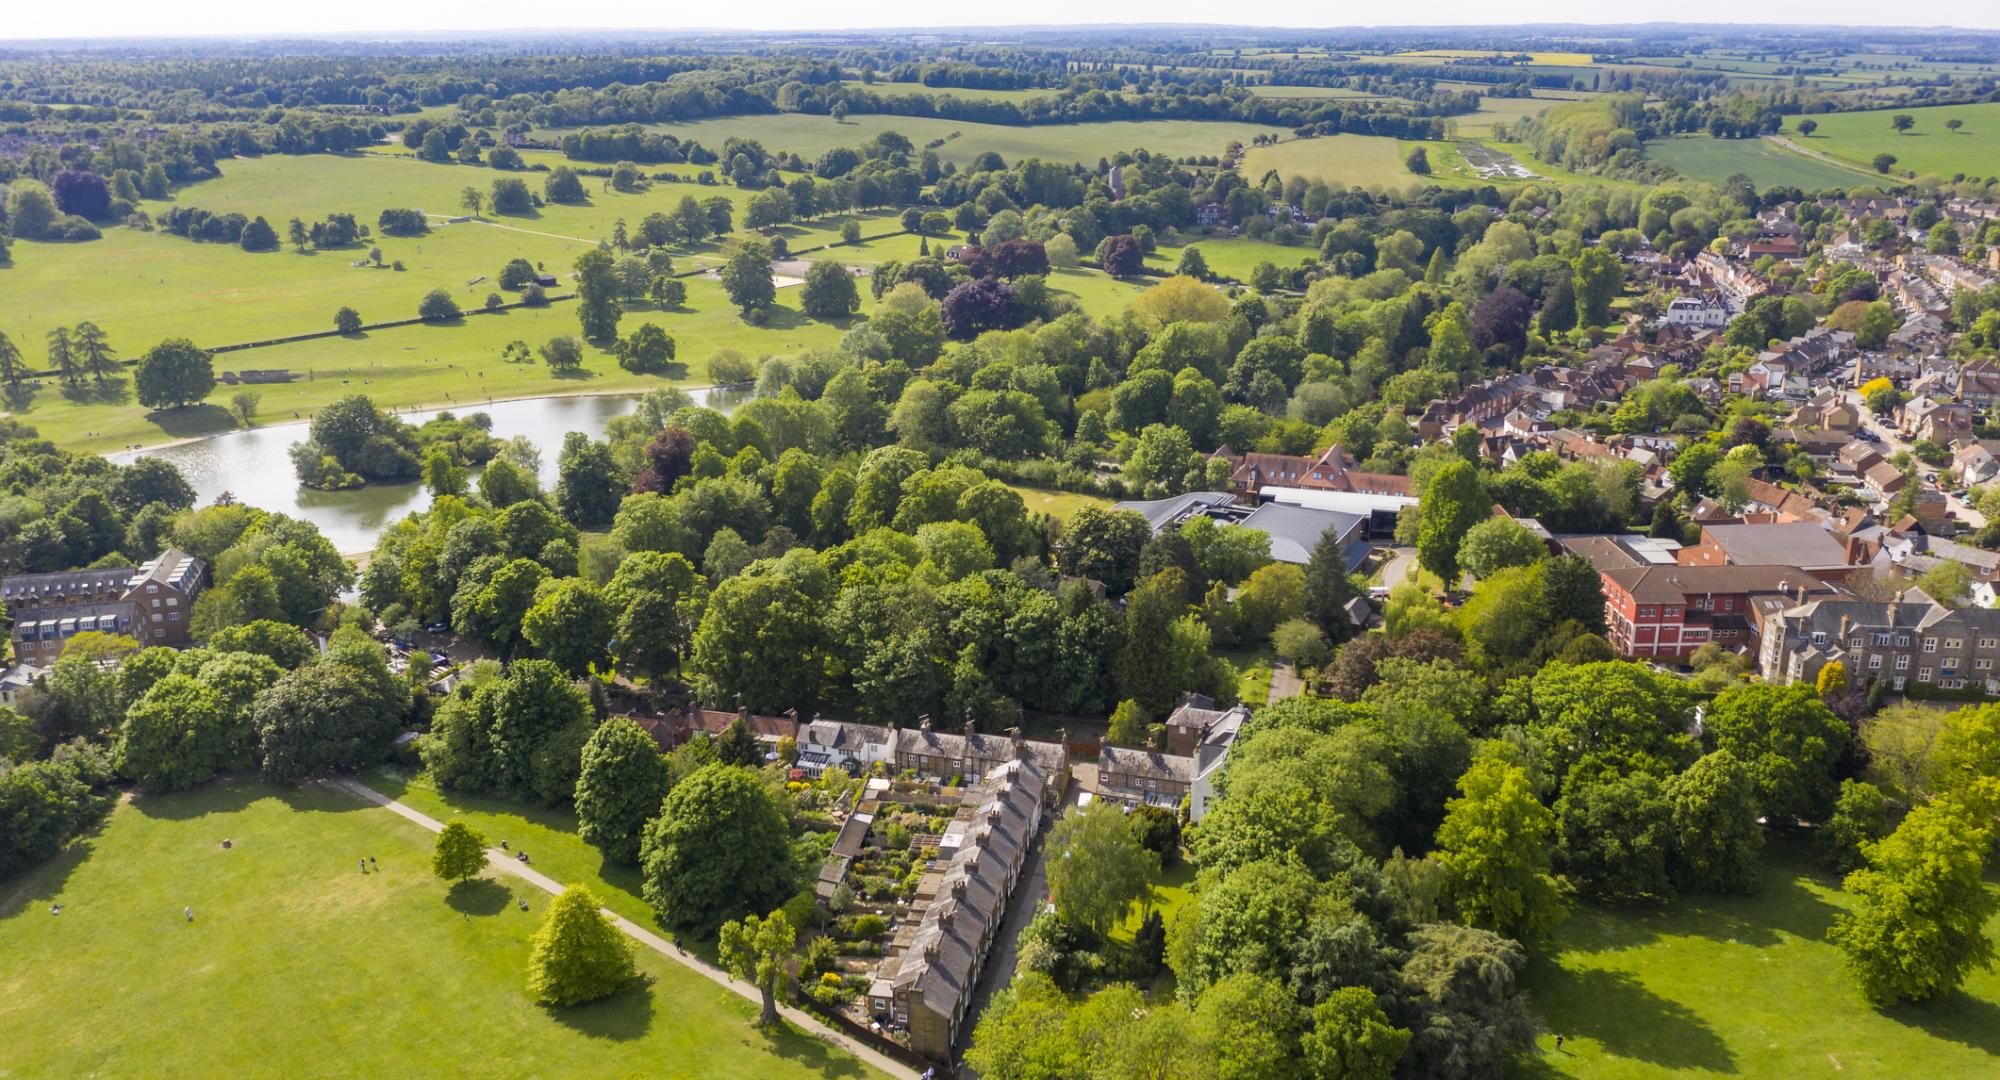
(5, 3), (1995, 40)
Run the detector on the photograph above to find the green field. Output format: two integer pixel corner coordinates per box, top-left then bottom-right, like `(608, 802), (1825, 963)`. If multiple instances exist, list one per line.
(832, 81), (1059, 105)
(1238, 133), (1436, 189)
(1249, 85), (1388, 100)
(0, 779), (882, 1079)
(1452, 96), (1561, 137)
(1781, 103), (2000, 179)
(1149, 236), (1320, 282)
(566, 114), (1285, 167)
(1645, 137), (1873, 191)
(1002, 484), (1113, 520)
(1524, 841), (2000, 1079)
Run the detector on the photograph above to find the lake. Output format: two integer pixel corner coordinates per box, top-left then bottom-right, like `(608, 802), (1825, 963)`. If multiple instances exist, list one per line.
(109, 388), (740, 553)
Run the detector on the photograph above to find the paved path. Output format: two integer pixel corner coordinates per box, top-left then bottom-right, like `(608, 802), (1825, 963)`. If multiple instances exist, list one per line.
(1763, 135), (1882, 180)
(330, 777), (920, 1080)
(1267, 661), (1305, 701)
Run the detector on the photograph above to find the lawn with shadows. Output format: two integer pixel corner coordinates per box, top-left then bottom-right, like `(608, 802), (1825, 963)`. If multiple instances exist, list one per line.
(0, 777), (883, 1079)
(1520, 838), (2000, 1078)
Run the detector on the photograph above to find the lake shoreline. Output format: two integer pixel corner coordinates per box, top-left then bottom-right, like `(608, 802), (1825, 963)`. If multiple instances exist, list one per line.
(90, 381), (725, 459)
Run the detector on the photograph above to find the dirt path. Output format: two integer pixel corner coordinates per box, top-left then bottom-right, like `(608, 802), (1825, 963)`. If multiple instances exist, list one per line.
(329, 777), (920, 1080)
(458, 218), (601, 246)
(1762, 135), (1883, 179)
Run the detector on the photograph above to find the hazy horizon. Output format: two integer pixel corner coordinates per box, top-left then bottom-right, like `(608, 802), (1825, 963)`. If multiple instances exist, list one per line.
(4, 10), (1998, 42)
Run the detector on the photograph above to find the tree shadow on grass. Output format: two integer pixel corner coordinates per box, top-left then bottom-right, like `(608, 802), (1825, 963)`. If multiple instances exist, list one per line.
(550, 367), (598, 381)
(446, 877), (511, 916)
(1543, 968), (1736, 1073)
(753, 305), (813, 332)
(60, 378), (131, 406)
(131, 776), (266, 821)
(545, 977), (654, 1041)
(1884, 993), (2000, 1057)
(0, 832), (97, 920)
(2, 381), (42, 412)
(145, 403), (236, 440)
(753, 1018), (871, 1079)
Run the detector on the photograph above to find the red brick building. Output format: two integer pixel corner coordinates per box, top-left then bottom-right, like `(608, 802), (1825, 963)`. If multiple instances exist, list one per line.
(1599, 564), (1842, 661)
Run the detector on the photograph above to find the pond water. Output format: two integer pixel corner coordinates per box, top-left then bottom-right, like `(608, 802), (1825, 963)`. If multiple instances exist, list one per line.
(109, 388), (740, 553)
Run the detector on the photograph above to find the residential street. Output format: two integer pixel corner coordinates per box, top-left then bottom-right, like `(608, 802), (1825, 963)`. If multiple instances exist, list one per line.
(1846, 391), (1989, 530)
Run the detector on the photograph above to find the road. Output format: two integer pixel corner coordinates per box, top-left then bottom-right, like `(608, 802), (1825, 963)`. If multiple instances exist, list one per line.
(332, 777), (920, 1080)
(1846, 392), (1988, 530)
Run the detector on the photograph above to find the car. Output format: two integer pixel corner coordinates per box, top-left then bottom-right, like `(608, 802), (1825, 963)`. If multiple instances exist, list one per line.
(423, 623), (450, 635)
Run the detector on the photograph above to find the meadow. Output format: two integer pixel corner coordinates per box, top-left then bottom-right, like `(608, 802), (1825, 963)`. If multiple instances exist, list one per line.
(560, 113), (1286, 167)
(1645, 137), (1874, 191)
(1236, 133), (1437, 189)
(1150, 236), (1321, 282)
(1781, 103), (2000, 180)
(0, 779), (883, 1079)
(1523, 841), (2000, 1079)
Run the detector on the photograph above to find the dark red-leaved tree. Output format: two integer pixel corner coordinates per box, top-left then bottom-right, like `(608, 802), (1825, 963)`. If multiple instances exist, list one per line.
(991, 238), (1049, 278)
(632, 425), (696, 494)
(1100, 234), (1143, 278)
(940, 277), (1023, 340)
(1471, 285), (1533, 358)
(51, 170), (112, 222)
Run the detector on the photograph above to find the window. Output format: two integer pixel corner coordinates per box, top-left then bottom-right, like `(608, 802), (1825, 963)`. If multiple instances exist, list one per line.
(1639, 607), (1656, 618)
(168, 612), (180, 622)
(1851, 635), (1864, 648)
(1893, 676), (1907, 690)
(1869, 654), (1883, 669)
(1924, 639), (1938, 653)
(1979, 659), (1994, 671)
(1875, 633), (1892, 646)
(150, 614), (162, 623)
(1979, 637), (1996, 650)
(1946, 639), (1963, 651)
(1897, 635), (1911, 647)
(166, 597), (178, 608)
(1811, 631), (1827, 645)
(1894, 653), (1909, 670)
(1919, 668), (1934, 683)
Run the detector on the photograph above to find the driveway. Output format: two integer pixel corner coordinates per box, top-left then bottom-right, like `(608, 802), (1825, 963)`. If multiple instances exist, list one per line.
(1375, 546), (1418, 587)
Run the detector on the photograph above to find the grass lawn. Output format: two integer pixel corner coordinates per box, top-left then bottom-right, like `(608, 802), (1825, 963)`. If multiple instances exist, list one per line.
(1149, 236), (1321, 282)
(1219, 644), (1278, 706)
(571, 114), (1286, 168)
(1521, 839), (2000, 1079)
(1450, 96), (1561, 137)
(1645, 137), (1874, 191)
(1238, 134), (1439, 189)
(1780, 103), (2000, 180)
(0, 778), (882, 1079)
(1109, 859), (1195, 1000)
(1003, 484), (1112, 521)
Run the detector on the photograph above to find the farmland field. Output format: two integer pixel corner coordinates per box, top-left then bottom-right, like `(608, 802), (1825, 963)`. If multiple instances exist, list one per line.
(1450, 96), (1561, 137)
(0, 779), (884, 1079)
(543, 114), (1286, 167)
(1645, 136), (1874, 191)
(1781, 103), (2000, 179)
(1237, 133), (1438, 188)
(1525, 840), (2000, 1079)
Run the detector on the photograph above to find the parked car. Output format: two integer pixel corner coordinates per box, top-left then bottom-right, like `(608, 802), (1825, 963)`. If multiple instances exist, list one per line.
(423, 623), (450, 635)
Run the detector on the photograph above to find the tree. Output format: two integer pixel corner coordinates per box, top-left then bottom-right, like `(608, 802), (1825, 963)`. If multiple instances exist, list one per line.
(799, 261), (860, 320)
(1432, 758), (1566, 942)
(574, 718), (672, 864)
(556, 432), (623, 528)
(1416, 461), (1487, 585)
(52, 169), (111, 220)
(1272, 618), (1331, 671)
(418, 289), (460, 322)
(1891, 113), (1916, 133)
(1872, 153), (1898, 174)
(1055, 507), (1151, 594)
(134, 338), (216, 410)
(114, 675), (230, 793)
(334, 307), (364, 335)
(614, 323), (675, 375)
(1302, 524), (1364, 642)
(965, 973), (1082, 1079)
(1818, 778), (1890, 876)
(1175, 246), (1211, 281)
(521, 578), (613, 676)
(1797, 119), (1818, 137)
(940, 276), (1023, 339)
(460, 186), (484, 219)
(254, 662), (403, 784)
(240, 216), (278, 252)
(720, 240), (776, 314)
(544, 167), (587, 204)
(1303, 987), (1409, 1080)
(718, 910), (797, 1025)
(539, 335), (584, 373)
(0, 330), (24, 386)
(1194, 973), (1305, 1080)
(1457, 517), (1546, 580)
(1555, 763), (1676, 902)
(573, 249), (621, 341)
(1571, 247), (1622, 327)
(1703, 683), (1847, 822)
(432, 820), (489, 883)
(528, 886), (636, 1006)
(1829, 796), (1997, 1005)
(639, 762), (794, 931)
(6, 179), (59, 239)
(69, 321), (118, 384)
(1047, 802), (1158, 940)
(1100, 234), (1143, 277)
(1398, 924), (1537, 1080)
(1667, 749), (1764, 894)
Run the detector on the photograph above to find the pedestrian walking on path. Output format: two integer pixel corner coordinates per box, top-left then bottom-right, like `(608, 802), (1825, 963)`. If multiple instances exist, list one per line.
(183, 906), (193, 923)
